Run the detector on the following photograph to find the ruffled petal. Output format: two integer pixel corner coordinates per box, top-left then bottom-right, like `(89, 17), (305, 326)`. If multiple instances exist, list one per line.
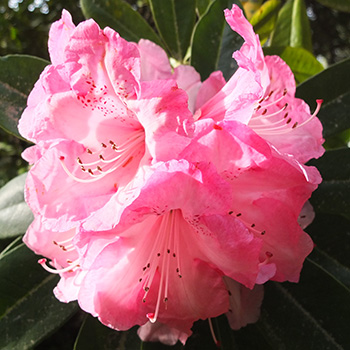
(173, 65), (201, 114)
(138, 39), (172, 81)
(248, 55), (324, 162)
(224, 5), (268, 86)
(224, 277), (264, 330)
(195, 71), (226, 112)
(137, 321), (190, 345)
(48, 9), (75, 65)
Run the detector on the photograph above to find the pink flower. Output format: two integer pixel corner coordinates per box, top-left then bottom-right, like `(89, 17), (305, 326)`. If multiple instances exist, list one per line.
(196, 5), (324, 163)
(61, 160), (266, 339)
(180, 118), (320, 282)
(19, 6), (323, 346)
(19, 10), (194, 232)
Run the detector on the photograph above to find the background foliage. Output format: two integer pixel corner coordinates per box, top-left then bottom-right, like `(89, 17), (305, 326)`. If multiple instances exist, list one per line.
(0, 0), (349, 349)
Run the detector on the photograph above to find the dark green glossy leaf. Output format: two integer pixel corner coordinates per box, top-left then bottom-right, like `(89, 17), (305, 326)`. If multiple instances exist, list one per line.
(257, 262), (350, 349)
(196, 0), (215, 16)
(310, 181), (350, 220)
(191, 0), (243, 80)
(80, 0), (162, 46)
(315, 0), (350, 12)
(308, 148), (350, 219)
(308, 148), (350, 182)
(306, 212), (350, 271)
(296, 58), (350, 137)
(0, 173), (33, 239)
(217, 22), (244, 81)
(149, 0), (196, 61)
(323, 128), (350, 150)
(264, 46), (323, 83)
(0, 55), (48, 138)
(232, 209), (350, 349)
(310, 247), (350, 289)
(212, 315), (236, 350)
(141, 340), (183, 350)
(74, 315), (140, 350)
(250, 0), (282, 44)
(270, 0), (312, 52)
(0, 243), (78, 349)
(231, 323), (272, 349)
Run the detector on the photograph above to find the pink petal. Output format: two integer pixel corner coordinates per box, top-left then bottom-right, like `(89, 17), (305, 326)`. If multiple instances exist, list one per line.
(224, 277), (264, 330)
(248, 55), (325, 162)
(78, 160), (266, 331)
(195, 71), (226, 111)
(24, 216), (82, 302)
(78, 237), (229, 333)
(48, 10), (75, 65)
(224, 5), (268, 86)
(25, 140), (122, 231)
(197, 67), (262, 123)
(138, 39), (172, 81)
(181, 119), (271, 175)
(137, 321), (190, 345)
(128, 80), (194, 162)
(173, 65), (201, 114)
(298, 201), (315, 229)
(104, 28), (141, 101)
(23, 216), (78, 266)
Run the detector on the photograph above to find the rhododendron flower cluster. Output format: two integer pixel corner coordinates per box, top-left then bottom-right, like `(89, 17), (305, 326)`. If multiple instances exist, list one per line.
(19, 5), (324, 345)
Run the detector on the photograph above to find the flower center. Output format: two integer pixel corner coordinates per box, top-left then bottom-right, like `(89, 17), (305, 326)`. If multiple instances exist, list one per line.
(59, 128), (145, 183)
(138, 209), (183, 323)
(249, 89), (322, 135)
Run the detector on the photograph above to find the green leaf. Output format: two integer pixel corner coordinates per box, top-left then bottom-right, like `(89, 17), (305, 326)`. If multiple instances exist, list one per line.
(311, 180), (350, 220)
(241, 0), (263, 20)
(212, 315), (236, 349)
(296, 58), (350, 138)
(141, 341), (183, 350)
(0, 173), (33, 239)
(263, 46), (324, 84)
(0, 243), (78, 349)
(74, 315), (140, 350)
(315, 0), (350, 12)
(196, 0), (215, 17)
(308, 148), (350, 220)
(250, 0), (282, 44)
(79, 0), (162, 46)
(229, 209), (350, 350)
(307, 212), (350, 272)
(270, 0), (312, 52)
(0, 55), (48, 139)
(310, 247), (350, 289)
(191, 0), (244, 80)
(232, 323), (272, 349)
(149, 0), (196, 61)
(256, 259), (350, 349)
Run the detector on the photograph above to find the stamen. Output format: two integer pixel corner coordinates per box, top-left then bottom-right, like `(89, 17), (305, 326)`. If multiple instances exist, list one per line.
(254, 99), (323, 135)
(140, 210), (183, 322)
(38, 258), (80, 274)
(233, 212), (266, 236)
(53, 236), (74, 245)
(293, 99), (323, 129)
(59, 129), (144, 183)
(254, 89), (287, 112)
(208, 318), (220, 347)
